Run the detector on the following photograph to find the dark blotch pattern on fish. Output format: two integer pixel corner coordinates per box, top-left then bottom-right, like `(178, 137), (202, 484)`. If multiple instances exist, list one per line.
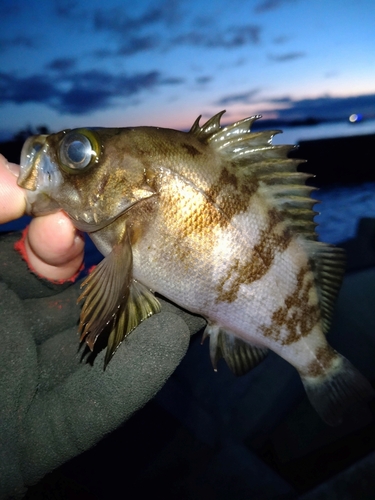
(301, 346), (337, 377)
(261, 266), (321, 345)
(96, 173), (110, 197)
(182, 143), (202, 157)
(216, 208), (292, 303)
(206, 167), (259, 223)
(160, 188), (224, 264)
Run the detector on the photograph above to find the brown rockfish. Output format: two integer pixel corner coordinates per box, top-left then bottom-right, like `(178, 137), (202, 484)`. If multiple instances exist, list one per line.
(18, 111), (373, 425)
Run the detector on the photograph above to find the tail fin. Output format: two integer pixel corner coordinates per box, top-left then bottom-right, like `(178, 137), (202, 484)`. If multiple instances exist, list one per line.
(300, 354), (374, 426)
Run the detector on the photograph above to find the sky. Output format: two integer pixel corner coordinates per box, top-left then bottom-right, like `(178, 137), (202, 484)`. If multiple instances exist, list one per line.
(1, 0), (375, 140)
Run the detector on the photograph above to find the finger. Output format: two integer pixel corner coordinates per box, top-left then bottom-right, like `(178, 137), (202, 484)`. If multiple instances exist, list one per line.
(26, 212), (85, 281)
(0, 154), (26, 223)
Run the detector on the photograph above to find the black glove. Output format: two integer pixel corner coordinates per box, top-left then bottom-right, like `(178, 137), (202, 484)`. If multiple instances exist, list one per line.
(0, 231), (205, 498)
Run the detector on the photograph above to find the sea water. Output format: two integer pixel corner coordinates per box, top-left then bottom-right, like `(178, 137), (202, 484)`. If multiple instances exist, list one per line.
(316, 182), (375, 244)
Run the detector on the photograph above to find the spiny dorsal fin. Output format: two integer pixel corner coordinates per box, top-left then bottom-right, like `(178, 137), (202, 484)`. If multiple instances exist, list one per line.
(190, 110), (261, 142)
(203, 322), (269, 376)
(189, 110), (226, 138)
(190, 111), (318, 240)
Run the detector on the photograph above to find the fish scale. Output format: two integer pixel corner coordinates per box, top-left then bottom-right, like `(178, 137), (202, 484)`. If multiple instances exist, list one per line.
(18, 111), (374, 425)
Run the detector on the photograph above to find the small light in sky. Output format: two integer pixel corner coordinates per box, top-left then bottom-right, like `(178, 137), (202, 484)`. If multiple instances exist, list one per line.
(348, 113), (363, 123)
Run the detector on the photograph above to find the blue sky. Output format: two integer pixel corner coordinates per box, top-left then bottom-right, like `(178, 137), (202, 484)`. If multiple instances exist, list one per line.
(1, 0), (375, 139)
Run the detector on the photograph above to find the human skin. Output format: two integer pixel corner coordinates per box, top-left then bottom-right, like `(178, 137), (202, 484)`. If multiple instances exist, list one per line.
(0, 154), (84, 281)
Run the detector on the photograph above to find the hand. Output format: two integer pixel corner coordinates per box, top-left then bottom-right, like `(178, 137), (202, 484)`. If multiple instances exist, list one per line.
(0, 154), (205, 497)
(0, 153), (84, 281)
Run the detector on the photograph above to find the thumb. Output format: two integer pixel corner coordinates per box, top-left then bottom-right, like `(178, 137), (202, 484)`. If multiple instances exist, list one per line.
(25, 212), (85, 282)
(0, 154), (25, 223)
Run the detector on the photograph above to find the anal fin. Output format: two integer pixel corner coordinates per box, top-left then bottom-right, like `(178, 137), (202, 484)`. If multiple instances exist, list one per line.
(203, 323), (268, 376)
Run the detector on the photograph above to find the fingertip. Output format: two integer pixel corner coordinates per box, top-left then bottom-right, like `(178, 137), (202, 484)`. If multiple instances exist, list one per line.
(0, 154), (26, 223)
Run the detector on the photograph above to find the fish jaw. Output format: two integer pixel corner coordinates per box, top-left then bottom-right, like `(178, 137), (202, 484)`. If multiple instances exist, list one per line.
(18, 135), (63, 216)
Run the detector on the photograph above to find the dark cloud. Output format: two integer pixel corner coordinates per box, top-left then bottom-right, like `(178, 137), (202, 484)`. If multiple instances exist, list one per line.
(117, 35), (161, 56)
(161, 76), (185, 85)
(273, 93), (375, 121)
(93, 35), (160, 58)
(268, 51), (305, 62)
(92, 21), (261, 58)
(0, 36), (36, 50)
(196, 76), (212, 85)
(271, 96), (292, 104)
(272, 35), (291, 44)
(254, 0), (296, 14)
(93, 1), (180, 35)
(46, 57), (76, 71)
(91, 3), (180, 57)
(54, 0), (81, 18)
(0, 69), (184, 115)
(60, 87), (112, 114)
(0, 73), (56, 103)
(94, 6), (161, 33)
(93, 3), (261, 53)
(173, 24), (261, 48)
(216, 89), (260, 106)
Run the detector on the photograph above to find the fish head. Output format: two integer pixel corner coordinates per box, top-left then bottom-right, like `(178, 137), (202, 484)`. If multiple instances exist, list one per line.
(18, 128), (156, 231)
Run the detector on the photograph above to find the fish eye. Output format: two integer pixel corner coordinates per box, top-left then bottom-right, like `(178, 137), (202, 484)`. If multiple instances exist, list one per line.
(59, 129), (101, 172)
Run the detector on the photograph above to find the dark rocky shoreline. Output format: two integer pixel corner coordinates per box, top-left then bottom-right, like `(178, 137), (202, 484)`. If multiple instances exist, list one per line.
(291, 133), (375, 186)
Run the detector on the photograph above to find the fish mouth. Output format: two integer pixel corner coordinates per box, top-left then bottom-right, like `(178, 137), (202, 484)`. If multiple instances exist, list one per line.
(18, 135), (63, 215)
(19, 135), (49, 191)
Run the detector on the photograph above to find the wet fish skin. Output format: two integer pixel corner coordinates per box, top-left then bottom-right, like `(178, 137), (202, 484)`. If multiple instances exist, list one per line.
(18, 112), (374, 425)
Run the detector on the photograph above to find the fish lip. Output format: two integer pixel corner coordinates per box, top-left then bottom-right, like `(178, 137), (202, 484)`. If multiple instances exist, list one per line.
(18, 134), (64, 215)
(18, 135), (49, 191)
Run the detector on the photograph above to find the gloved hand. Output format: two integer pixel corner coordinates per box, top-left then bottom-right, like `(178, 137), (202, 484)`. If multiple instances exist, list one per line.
(0, 231), (205, 498)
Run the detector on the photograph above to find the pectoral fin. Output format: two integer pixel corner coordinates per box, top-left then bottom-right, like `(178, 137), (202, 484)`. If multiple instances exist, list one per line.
(78, 228), (161, 365)
(203, 323), (268, 376)
(78, 229), (133, 349)
(104, 280), (161, 366)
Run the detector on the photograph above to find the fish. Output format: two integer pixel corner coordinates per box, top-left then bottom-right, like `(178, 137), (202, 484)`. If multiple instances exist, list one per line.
(18, 111), (374, 425)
